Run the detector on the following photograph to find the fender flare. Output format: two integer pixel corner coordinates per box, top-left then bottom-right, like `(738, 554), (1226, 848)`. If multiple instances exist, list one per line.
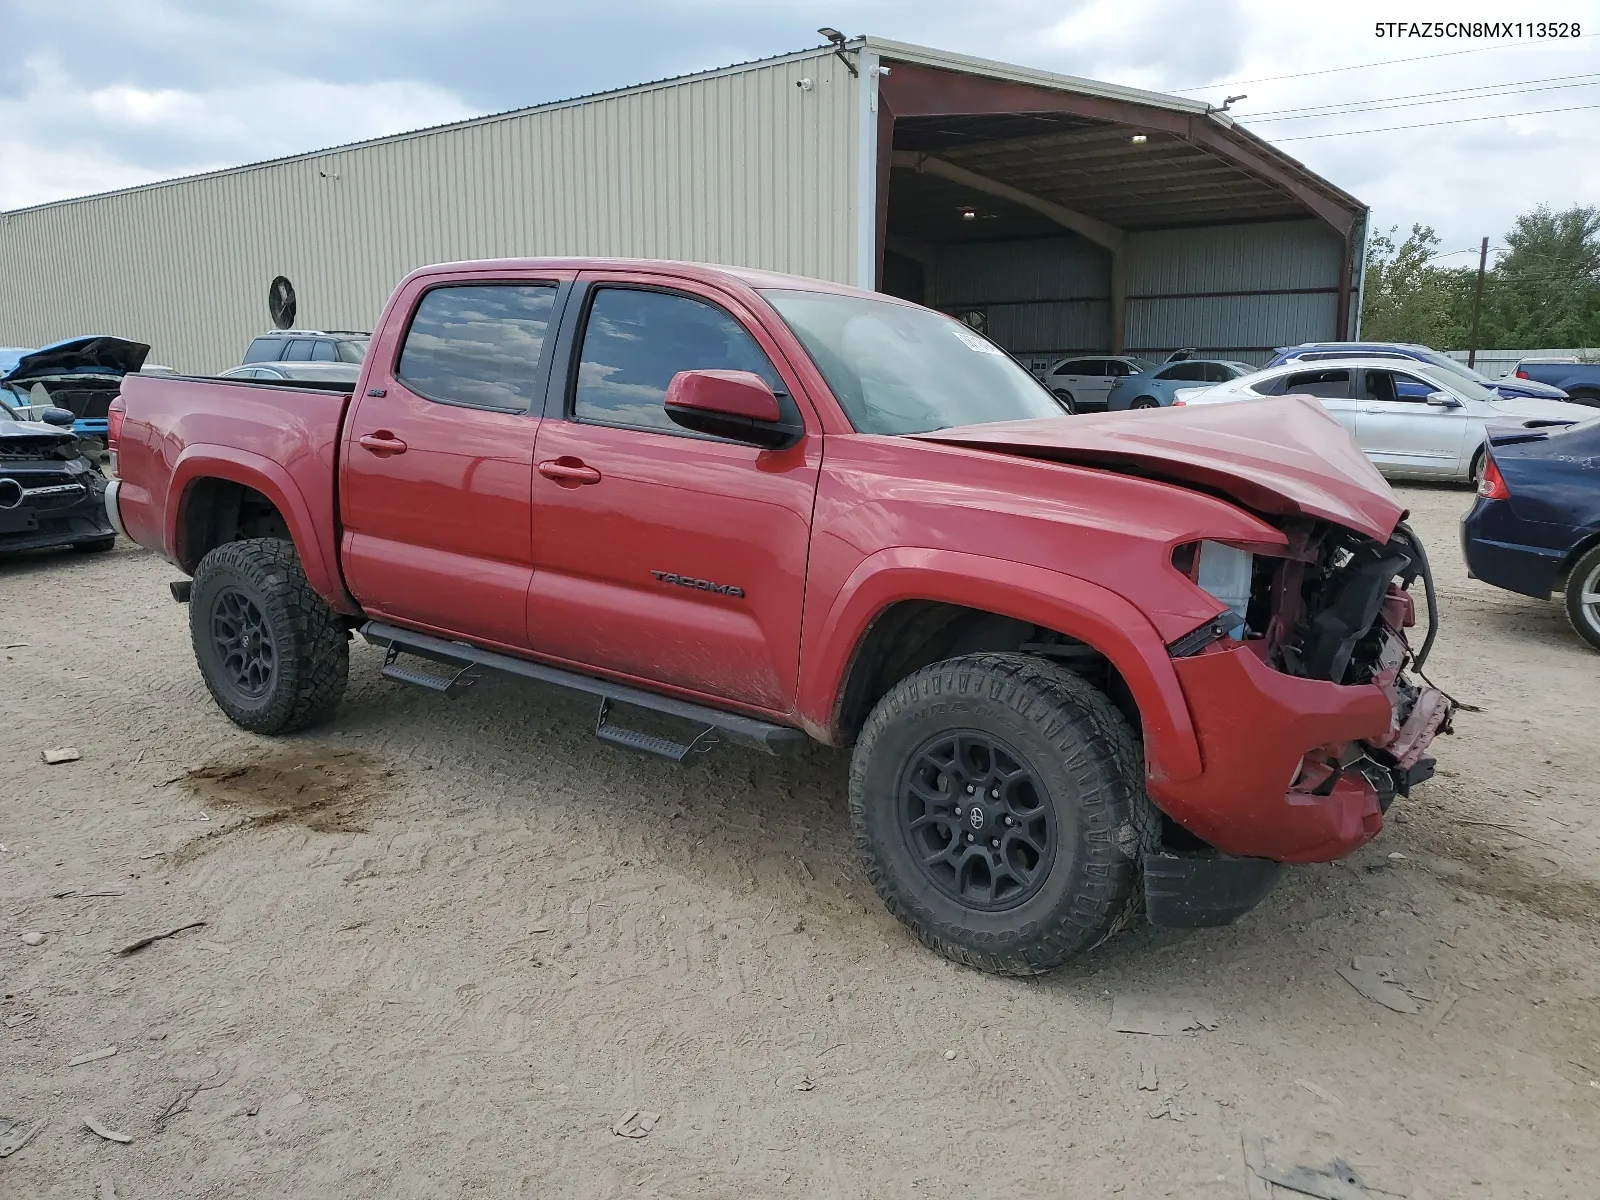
(167, 445), (359, 615)
(798, 547), (1202, 783)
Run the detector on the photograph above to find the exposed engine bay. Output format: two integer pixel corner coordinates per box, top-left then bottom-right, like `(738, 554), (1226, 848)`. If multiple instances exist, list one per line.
(1237, 520), (1454, 813)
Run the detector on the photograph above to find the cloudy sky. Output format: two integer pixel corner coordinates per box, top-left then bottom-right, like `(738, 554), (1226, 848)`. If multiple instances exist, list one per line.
(3, 0), (1597, 263)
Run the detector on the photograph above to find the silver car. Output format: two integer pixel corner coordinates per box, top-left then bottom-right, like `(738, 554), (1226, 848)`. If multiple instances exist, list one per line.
(1175, 357), (1597, 484)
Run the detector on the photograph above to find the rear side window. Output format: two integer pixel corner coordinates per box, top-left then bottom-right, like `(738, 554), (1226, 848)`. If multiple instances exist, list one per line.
(310, 340), (337, 362)
(336, 339), (368, 364)
(572, 288), (781, 435)
(242, 338), (278, 363)
(283, 339), (315, 361)
(1279, 369), (1351, 399)
(397, 283), (558, 411)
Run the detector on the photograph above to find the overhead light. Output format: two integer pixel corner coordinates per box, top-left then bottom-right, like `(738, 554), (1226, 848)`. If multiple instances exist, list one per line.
(1130, 133), (1148, 144)
(818, 26), (844, 42)
(961, 207), (977, 220)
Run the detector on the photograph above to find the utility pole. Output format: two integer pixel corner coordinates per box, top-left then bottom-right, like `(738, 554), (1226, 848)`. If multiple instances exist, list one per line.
(1468, 236), (1489, 368)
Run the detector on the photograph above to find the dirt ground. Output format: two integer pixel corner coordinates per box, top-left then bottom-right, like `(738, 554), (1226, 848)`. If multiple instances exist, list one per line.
(2, 483), (1597, 1199)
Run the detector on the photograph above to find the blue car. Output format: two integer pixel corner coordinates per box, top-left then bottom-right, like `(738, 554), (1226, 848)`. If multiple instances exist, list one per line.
(1270, 342), (1570, 402)
(1105, 359), (1257, 410)
(1461, 413), (1600, 651)
(0, 336), (151, 445)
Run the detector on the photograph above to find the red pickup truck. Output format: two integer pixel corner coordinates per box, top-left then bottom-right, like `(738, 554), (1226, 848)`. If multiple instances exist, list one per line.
(108, 258), (1452, 974)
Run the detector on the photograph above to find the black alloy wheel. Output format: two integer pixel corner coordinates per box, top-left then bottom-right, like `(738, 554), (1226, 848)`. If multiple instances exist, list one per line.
(210, 586), (277, 698)
(899, 731), (1056, 911)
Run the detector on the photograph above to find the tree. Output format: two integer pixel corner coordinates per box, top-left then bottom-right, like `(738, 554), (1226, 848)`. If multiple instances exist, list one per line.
(1359, 223), (1473, 347)
(1479, 204), (1600, 348)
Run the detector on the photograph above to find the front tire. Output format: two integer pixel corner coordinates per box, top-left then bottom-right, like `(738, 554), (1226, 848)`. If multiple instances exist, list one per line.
(190, 537), (349, 733)
(1051, 389), (1077, 414)
(849, 653), (1142, 975)
(1565, 544), (1600, 653)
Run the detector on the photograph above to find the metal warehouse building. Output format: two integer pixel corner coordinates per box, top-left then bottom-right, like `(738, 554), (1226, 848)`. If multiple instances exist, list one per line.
(0, 37), (1367, 375)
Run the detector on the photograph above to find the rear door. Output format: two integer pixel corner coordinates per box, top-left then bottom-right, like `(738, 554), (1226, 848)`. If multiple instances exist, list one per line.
(1356, 367), (1470, 476)
(524, 273), (822, 713)
(1270, 367), (1358, 434)
(1048, 358), (1096, 406)
(339, 272), (573, 647)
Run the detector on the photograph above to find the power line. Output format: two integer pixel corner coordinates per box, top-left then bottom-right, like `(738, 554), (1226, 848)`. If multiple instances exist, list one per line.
(1171, 34), (1599, 92)
(1271, 101), (1600, 141)
(1246, 74), (1600, 121)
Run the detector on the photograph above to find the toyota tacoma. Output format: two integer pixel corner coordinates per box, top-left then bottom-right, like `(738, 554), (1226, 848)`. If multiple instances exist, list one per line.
(107, 258), (1452, 974)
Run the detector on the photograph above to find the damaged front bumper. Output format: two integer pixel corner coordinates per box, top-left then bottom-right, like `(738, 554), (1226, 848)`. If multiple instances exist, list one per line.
(1140, 521), (1454, 925)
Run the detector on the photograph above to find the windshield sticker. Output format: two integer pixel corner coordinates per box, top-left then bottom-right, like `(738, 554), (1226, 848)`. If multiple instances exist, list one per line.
(950, 325), (1002, 355)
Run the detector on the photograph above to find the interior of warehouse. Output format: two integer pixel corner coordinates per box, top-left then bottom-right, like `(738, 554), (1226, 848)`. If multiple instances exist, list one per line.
(870, 57), (1367, 373)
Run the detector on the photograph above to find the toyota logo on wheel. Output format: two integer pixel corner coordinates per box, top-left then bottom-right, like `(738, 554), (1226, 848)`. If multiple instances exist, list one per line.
(968, 806), (985, 830)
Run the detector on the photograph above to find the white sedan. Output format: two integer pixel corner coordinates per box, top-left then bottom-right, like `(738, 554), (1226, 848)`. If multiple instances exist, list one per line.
(1173, 357), (1596, 483)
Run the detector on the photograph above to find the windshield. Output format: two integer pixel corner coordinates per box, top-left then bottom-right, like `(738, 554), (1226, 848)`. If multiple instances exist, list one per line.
(0, 393), (18, 421)
(336, 339), (369, 364)
(1414, 348), (1500, 387)
(1415, 363), (1496, 403)
(761, 290), (1066, 434)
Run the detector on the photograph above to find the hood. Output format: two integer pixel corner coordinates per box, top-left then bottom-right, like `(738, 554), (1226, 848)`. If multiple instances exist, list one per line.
(1486, 395), (1595, 423)
(0, 420), (78, 451)
(1491, 377), (1569, 400)
(0, 336), (150, 383)
(910, 395), (1404, 542)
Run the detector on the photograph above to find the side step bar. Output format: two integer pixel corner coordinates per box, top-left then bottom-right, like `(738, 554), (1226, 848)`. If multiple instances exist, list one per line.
(360, 620), (808, 762)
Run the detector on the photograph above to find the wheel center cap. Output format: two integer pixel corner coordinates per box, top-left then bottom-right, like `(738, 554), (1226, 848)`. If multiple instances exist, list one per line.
(967, 804), (987, 832)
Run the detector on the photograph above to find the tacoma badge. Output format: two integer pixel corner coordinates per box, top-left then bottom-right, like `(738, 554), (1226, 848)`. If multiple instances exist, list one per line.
(650, 570), (745, 598)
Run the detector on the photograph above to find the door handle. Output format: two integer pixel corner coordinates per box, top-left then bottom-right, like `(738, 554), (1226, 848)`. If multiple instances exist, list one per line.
(538, 457), (602, 486)
(358, 432), (408, 455)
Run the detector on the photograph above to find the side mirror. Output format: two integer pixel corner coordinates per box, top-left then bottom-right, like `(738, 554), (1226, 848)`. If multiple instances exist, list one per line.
(40, 406), (76, 427)
(1425, 391), (1461, 408)
(664, 369), (804, 449)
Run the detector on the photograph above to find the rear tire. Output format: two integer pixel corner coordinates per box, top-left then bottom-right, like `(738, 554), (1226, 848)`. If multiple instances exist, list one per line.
(190, 537), (349, 733)
(1564, 544), (1600, 653)
(1130, 396), (1159, 410)
(1565, 389), (1600, 408)
(1469, 447), (1487, 488)
(849, 653), (1142, 975)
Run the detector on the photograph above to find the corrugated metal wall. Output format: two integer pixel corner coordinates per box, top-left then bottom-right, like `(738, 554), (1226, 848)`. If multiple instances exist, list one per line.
(926, 220), (1342, 369)
(931, 237), (1111, 355)
(1125, 220), (1342, 361)
(0, 50), (858, 373)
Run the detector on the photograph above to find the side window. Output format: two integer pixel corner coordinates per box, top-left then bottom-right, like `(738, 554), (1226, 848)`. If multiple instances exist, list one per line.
(1201, 363), (1231, 383)
(1158, 362), (1203, 382)
(1052, 359), (1085, 377)
(1282, 369), (1351, 399)
(1393, 374), (1436, 401)
(242, 338), (276, 363)
(1080, 359), (1109, 378)
(573, 288), (782, 435)
(283, 339), (315, 361)
(310, 340), (337, 362)
(397, 283), (558, 411)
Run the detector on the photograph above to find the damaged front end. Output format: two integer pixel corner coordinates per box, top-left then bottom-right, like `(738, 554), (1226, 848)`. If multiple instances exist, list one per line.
(1156, 520), (1455, 869)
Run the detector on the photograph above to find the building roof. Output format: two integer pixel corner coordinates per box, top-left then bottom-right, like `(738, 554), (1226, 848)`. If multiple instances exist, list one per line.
(2, 37), (1358, 227)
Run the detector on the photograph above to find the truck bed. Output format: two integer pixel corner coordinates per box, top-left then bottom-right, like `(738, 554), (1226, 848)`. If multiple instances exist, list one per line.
(114, 373), (355, 609)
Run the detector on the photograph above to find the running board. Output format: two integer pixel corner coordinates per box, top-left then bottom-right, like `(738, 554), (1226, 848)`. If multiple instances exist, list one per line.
(360, 621), (807, 760)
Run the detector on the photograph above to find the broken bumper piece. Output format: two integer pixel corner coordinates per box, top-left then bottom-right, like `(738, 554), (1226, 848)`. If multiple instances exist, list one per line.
(1142, 849), (1285, 928)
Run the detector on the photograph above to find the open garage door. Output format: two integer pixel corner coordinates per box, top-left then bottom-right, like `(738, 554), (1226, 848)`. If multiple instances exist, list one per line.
(870, 53), (1367, 388)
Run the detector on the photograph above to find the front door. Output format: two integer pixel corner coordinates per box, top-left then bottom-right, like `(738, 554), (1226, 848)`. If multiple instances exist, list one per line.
(339, 275), (570, 648)
(1356, 368), (1470, 476)
(525, 276), (822, 713)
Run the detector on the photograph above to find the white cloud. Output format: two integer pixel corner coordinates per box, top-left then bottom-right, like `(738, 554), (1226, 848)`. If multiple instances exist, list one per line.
(0, 54), (475, 210)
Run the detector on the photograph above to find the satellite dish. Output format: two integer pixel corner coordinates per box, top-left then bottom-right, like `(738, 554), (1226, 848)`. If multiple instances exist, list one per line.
(268, 276), (297, 329)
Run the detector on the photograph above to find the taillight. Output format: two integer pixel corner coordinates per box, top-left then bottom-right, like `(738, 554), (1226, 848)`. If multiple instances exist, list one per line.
(1515, 369), (1529, 379)
(1478, 455), (1510, 500)
(107, 398), (125, 453)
